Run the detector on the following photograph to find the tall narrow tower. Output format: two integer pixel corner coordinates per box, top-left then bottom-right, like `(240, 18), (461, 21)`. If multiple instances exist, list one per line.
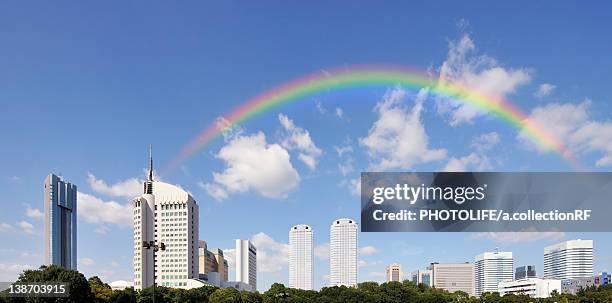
(329, 218), (358, 287)
(289, 224), (313, 290)
(44, 174), (77, 269)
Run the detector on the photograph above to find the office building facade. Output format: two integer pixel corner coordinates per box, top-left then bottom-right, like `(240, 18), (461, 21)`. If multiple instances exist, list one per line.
(411, 269), (433, 287)
(515, 265), (536, 280)
(499, 278), (561, 298)
(561, 272), (611, 295)
(198, 240), (228, 282)
(289, 224), (313, 290)
(44, 173), (77, 270)
(236, 239), (257, 289)
(133, 151), (200, 289)
(475, 251), (513, 297)
(427, 262), (474, 296)
(386, 263), (402, 282)
(544, 239), (593, 280)
(329, 218), (358, 287)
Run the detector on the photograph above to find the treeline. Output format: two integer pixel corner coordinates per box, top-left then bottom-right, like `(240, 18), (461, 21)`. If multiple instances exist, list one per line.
(1, 265), (612, 302)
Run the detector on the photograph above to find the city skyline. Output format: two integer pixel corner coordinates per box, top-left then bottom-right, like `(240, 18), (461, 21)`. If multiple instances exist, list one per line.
(1, 1), (612, 293)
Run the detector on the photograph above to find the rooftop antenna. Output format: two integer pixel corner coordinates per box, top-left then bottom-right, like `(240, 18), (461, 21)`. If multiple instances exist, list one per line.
(148, 144), (154, 181)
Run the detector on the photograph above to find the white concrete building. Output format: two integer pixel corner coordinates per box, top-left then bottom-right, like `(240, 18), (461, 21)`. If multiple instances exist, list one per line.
(236, 239), (257, 289)
(499, 278), (561, 298)
(329, 218), (358, 287)
(427, 263), (474, 296)
(289, 224), (313, 290)
(133, 148), (199, 290)
(544, 239), (593, 280)
(475, 251), (513, 297)
(411, 269), (433, 287)
(386, 263), (402, 282)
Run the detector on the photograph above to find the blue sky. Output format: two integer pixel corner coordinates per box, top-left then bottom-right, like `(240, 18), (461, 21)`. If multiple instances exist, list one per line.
(1, 1), (612, 292)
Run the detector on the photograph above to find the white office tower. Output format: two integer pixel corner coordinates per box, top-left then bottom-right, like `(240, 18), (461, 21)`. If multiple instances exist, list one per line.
(475, 251), (514, 297)
(386, 263), (402, 282)
(289, 224), (313, 290)
(329, 218), (358, 287)
(544, 239), (593, 280)
(133, 148), (199, 290)
(236, 239), (257, 289)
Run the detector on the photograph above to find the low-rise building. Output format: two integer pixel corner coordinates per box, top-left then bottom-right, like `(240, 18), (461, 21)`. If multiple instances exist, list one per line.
(562, 272), (611, 295)
(499, 278), (561, 298)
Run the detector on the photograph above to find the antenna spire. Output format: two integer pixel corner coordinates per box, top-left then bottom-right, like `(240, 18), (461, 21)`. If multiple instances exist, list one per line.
(148, 144), (153, 181)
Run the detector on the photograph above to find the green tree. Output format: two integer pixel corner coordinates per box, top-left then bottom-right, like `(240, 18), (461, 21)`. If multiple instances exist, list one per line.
(11, 264), (93, 303)
(240, 291), (263, 303)
(209, 288), (242, 303)
(88, 276), (112, 303)
(110, 287), (137, 303)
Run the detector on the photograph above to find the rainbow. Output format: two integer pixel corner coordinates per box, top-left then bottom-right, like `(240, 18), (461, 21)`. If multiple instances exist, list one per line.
(164, 65), (579, 173)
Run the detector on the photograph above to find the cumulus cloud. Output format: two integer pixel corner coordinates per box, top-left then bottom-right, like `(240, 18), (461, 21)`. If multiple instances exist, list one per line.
(251, 232), (289, 273)
(208, 132), (300, 200)
(443, 153), (492, 172)
(278, 114), (323, 170)
(77, 192), (132, 228)
(436, 34), (531, 125)
(87, 173), (142, 199)
(335, 107), (344, 119)
(471, 231), (565, 244)
(360, 88), (447, 170)
(359, 246), (378, 256)
(471, 132), (501, 151)
(17, 221), (35, 234)
(198, 182), (228, 202)
(0, 222), (13, 232)
(0, 264), (35, 281)
(518, 100), (612, 166)
(25, 207), (44, 220)
(535, 83), (556, 98)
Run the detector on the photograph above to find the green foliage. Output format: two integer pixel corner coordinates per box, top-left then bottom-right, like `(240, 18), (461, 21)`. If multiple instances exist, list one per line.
(6, 266), (612, 302)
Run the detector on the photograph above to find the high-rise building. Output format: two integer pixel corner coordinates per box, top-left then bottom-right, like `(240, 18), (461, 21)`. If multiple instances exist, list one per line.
(236, 239), (257, 289)
(475, 251), (514, 297)
(515, 265), (536, 280)
(198, 240), (228, 282)
(427, 263), (474, 296)
(44, 173), (77, 270)
(329, 218), (358, 287)
(133, 148), (199, 289)
(386, 263), (402, 282)
(411, 269), (433, 287)
(544, 239), (593, 280)
(289, 224), (313, 290)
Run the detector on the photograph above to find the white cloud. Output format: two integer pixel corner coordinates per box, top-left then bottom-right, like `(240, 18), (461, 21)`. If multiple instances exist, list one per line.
(338, 158), (354, 176)
(342, 178), (361, 196)
(437, 34), (531, 125)
(335, 107), (344, 119)
(470, 132), (501, 151)
(471, 231), (565, 244)
(198, 182), (228, 202)
(278, 114), (323, 170)
(25, 207), (44, 220)
(334, 140), (354, 176)
(95, 226), (110, 235)
(210, 132), (300, 199)
(315, 100), (326, 114)
(0, 222), (13, 232)
(314, 243), (329, 261)
(359, 246), (378, 256)
(334, 145), (353, 157)
(223, 249), (235, 268)
(79, 258), (96, 266)
(360, 88), (447, 170)
(17, 221), (35, 234)
(368, 271), (386, 278)
(77, 192), (132, 228)
(250, 232), (289, 273)
(0, 263), (34, 281)
(518, 100), (612, 166)
(87, 173), (142, 199)
(535, 83), (556, 98)
(443, 153), (492, 172)
(358, 260), (382, 268)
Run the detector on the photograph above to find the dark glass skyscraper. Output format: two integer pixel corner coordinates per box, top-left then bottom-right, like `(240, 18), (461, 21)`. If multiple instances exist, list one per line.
(44, 173), (77, 269)
(515, 265), (537, 280)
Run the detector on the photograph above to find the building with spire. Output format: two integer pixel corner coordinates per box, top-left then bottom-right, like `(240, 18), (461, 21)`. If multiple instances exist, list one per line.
(133, 146), (200, 289)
